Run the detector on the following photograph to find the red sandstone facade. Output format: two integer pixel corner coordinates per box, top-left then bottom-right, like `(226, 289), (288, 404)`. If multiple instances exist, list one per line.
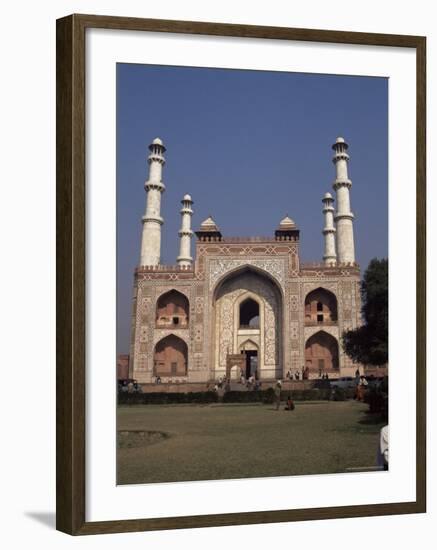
(129, 220), (362, 384)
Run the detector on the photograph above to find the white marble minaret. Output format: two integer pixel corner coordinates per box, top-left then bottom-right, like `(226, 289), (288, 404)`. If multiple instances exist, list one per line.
(177, 194), (194, 267)
(332, 137), (355, 264)
(322, 192), (337, 265)
(140, 137), (166, 266)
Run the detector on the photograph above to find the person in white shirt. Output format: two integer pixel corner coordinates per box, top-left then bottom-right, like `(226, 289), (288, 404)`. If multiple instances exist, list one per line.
(377, 425), (389, 470)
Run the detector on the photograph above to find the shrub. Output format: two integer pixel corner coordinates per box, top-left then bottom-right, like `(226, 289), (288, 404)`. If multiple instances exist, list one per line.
(263, 387), (275, 404)
(280, 388), (331, 401)
(332, 387), (346, 401)
(117, 385), (352, 406)
(364, 377), (388, 420)
(222, 389), (274, 404)
(313, 379), (332, 390)
(118, 391), (218, 405)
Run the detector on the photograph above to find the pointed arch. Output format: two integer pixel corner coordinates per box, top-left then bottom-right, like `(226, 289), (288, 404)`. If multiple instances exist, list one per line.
(156, 289), (189, 328)
(153, 334), (188, 376)
(305, 330), (339, 373)
(239, 297), (260, 328)
(212, 264), (283, 380)
(239, 339), (259, 352)
(213, 264), (284, 301)
(304, 287), (338, 324)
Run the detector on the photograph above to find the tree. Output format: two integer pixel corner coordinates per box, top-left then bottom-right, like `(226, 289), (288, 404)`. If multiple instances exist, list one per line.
(342, 258), (388, 366)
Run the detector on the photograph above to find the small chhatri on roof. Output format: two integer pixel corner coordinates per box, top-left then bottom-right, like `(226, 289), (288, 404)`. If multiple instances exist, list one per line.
(200, 215), (220, 230)
(278, 214), (296, 229)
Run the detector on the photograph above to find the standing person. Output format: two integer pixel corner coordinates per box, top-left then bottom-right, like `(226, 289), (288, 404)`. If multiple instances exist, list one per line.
(357, 375), (368, 401)
(274, 380), (282, 410)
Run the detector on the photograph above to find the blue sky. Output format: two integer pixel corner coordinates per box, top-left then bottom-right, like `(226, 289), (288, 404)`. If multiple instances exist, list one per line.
(117, 64), (388, 354)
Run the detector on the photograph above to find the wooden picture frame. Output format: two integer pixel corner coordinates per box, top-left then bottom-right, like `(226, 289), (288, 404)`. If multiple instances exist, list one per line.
(56, 13), (426, 535)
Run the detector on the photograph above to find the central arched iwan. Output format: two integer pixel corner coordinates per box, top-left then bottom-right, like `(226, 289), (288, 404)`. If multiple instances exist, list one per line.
(212, 265), (283, 380)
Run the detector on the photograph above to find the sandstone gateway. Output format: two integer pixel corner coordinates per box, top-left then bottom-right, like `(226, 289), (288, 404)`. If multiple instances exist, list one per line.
(129, 137), (362, 385)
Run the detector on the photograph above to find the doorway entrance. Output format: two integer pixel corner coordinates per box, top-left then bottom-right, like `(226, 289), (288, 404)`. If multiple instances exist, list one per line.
(241, 349), (258, 379)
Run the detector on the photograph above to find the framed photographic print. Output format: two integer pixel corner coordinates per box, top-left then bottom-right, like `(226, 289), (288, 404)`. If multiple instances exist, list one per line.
(56, 14), (426, 535)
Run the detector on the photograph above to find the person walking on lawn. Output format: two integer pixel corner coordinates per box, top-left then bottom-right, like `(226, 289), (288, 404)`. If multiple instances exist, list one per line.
(274, 380), (282, 410)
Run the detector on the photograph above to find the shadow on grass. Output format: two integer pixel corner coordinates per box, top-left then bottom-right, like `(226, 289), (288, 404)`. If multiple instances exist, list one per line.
(118, 430), (171, 449)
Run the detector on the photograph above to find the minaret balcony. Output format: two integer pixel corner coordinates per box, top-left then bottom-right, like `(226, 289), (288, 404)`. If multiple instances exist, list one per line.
(145, 180), (165, 192)
(334, 212), (354, 222)
(332, 179), (352, 190)
(142, 214), (164, 225)
(332, 152), (350, 161)
(147, 153), (166, 164)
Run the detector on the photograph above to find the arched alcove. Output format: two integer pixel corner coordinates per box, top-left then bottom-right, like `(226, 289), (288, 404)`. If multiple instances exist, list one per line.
(304, 288), (338, 324)
(305, 331), (339, 373)
(239, 298), (260, 328)
(156, 290), (189, 328)
(153, 334), (188, 377)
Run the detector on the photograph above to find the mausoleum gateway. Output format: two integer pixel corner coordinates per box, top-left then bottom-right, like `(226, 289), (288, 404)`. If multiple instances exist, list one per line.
(129, 137), (362, 385)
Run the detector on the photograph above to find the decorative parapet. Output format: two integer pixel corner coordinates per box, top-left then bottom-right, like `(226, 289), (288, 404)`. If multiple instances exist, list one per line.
(136, 264), (195, 273)
(221, 236), (277, 242)
(135, 264), (196, 281)
(301, 261), (359, 269)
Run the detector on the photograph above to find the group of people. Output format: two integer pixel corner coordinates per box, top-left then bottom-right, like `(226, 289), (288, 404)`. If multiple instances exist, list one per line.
(118, 379), (143, 393)
(239, 371), (261, 390)
(213, 375), (230, 393)
(213, 373), (262, 393)
(285, 366), (310, 381)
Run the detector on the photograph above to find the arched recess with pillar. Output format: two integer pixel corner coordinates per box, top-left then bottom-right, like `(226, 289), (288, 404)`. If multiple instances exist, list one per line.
(304, 330), (339, 375)
(153, 334), (188, 377)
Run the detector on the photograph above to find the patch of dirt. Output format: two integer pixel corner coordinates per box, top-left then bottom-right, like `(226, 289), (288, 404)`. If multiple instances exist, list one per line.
(117, 430), (170, 449)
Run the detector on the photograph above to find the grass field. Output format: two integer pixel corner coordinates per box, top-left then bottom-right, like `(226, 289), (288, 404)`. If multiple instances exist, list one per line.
(117, 400), (385, 485)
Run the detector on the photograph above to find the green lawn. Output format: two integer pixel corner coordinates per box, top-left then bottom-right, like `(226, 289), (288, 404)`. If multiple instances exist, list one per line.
(117, 400), (385, 485)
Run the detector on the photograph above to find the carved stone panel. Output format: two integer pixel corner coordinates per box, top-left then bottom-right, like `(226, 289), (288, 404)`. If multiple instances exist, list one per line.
(209, 258), (286, 289)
